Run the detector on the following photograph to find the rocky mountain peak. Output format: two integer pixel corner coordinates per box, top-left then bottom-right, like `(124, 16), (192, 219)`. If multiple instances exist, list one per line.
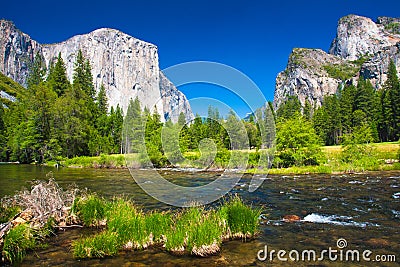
(377, 16), (400, 34)
(0, 20), (193, 123)
(274, 48), (351, 109)
(329, 14), (400, 61)
(274, 14), (400, 110)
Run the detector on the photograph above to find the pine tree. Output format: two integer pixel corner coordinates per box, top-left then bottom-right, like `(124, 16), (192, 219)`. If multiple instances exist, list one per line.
(339, 84), (356, 134)
(30, 83), (57, 162)
(47, 53), (70, 96)
(27, 52), (46, 88)
(386, 60), (400, 140)
(0, 105), (7, 160)
(225, 110), (248, 150)
(97, 84), (108, 116)
(108, 105), (123, 154)
(123, 97), (144, 153)
(189, 114), (205, 150)
(276, 95), (302, 121)
(177, 112), (190, 152)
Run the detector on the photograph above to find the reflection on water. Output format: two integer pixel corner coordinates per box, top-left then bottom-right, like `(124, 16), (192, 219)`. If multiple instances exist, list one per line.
(0, 165), (399, 266)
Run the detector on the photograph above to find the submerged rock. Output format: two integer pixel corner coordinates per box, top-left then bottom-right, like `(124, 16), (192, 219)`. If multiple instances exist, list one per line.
(282, 214), (301, 222)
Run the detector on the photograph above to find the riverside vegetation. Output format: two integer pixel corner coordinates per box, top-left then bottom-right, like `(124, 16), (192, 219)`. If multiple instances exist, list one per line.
(1, 51), (400, 173)
(0, 179), (260, 264)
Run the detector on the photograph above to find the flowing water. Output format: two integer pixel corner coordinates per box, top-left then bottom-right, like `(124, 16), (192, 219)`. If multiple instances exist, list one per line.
(0, 165), (399, 266)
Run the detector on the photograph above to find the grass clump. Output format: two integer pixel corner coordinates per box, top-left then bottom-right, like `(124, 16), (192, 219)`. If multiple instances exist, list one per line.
(72, 231), (119, 259)
(106, 199), (149, 249)
(165, 207), (223, 256)
(144, 211), (171, 244)
(71, 196), (261, 259)
(72, 194), (106, 227)
(2, 224), (36, 264)
(219, 196), (261, 240)
(0, 205), (20, 224)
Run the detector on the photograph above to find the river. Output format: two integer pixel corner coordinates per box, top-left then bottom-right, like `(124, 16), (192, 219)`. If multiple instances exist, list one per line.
(0, 165), (399, 266)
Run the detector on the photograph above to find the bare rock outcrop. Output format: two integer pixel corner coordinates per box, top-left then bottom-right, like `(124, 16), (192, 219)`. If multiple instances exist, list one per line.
(274, 15), (400, 110)
(0, 20), (193, 122)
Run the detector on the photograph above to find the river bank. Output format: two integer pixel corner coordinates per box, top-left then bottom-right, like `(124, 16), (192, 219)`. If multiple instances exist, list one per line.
(45, 142), (400, 175)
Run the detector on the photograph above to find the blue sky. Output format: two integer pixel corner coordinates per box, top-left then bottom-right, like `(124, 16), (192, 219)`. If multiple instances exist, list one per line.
(2, 0), (400, 118)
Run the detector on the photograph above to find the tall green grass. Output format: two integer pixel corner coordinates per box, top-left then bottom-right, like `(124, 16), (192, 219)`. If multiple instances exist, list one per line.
(72, 231), (119, 259)
(2, 224), (36, 264)
(219, 196), (261, 240)
(72, 194), (106, 226)
(72, 196), (261, 259)
(165, 207), (223, 256)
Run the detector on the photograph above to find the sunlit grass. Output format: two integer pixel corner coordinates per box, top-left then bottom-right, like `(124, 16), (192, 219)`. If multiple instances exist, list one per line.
(72, 231), (119, 259)
(72, 194), (106, 226)
(72, 196), (260, 259)
(219, 196), (261, 240)
(2, 224), (36, 264)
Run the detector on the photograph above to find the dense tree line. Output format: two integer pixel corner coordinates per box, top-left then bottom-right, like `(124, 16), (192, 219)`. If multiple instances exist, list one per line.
(122, 101), (269, 167)
(274, 59), (400, 167)
(0, 51), (123, 163)
(0, 51), (273, 166)
(313, 60), (400, 145)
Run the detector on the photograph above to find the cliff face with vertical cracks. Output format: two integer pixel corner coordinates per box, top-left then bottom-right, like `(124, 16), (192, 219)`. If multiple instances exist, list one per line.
(0, 20), (193, 122)
(274, 15), (400, 109)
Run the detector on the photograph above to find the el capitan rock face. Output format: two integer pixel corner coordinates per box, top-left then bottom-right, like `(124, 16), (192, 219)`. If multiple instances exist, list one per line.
(274, 14), (400, 109)
(0, 20), (193, 122)
(0, 20), (41, 86)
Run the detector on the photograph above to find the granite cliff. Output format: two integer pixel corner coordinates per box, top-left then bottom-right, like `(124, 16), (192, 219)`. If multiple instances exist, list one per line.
(274, 14), (400, 109)
(0, 20), (193, 122)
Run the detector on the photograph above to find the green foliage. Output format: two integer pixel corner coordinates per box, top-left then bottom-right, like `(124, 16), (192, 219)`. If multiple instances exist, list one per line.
(219, 196), (261, 239)
(0, 205), (20, 224)
(27, 52), (46, 88)
(72, 231), (120, 259)
(1, 50), (123, 163)
(2, 224), (36, 264)
(0, 72), (26, 106)
(276, 115), (324, 167)
(47, 53), (69, 97)
(381, 60), (400, 141)
(384, 22), (400, 34)
(165, 207), (223, 255)
(340, 125), (379, 170)
(73, 194), (106, 226)
(144, 211), (172, 243)
(323, 63), (359, 81)
(276, 95), (301, 121)
(72, 197), (260, 259)
(106, 199), (149, 248)
(225, 110), (248, 150)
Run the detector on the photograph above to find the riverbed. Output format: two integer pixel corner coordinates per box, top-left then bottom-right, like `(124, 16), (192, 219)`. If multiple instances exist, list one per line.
(0, 165), (399, 266)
